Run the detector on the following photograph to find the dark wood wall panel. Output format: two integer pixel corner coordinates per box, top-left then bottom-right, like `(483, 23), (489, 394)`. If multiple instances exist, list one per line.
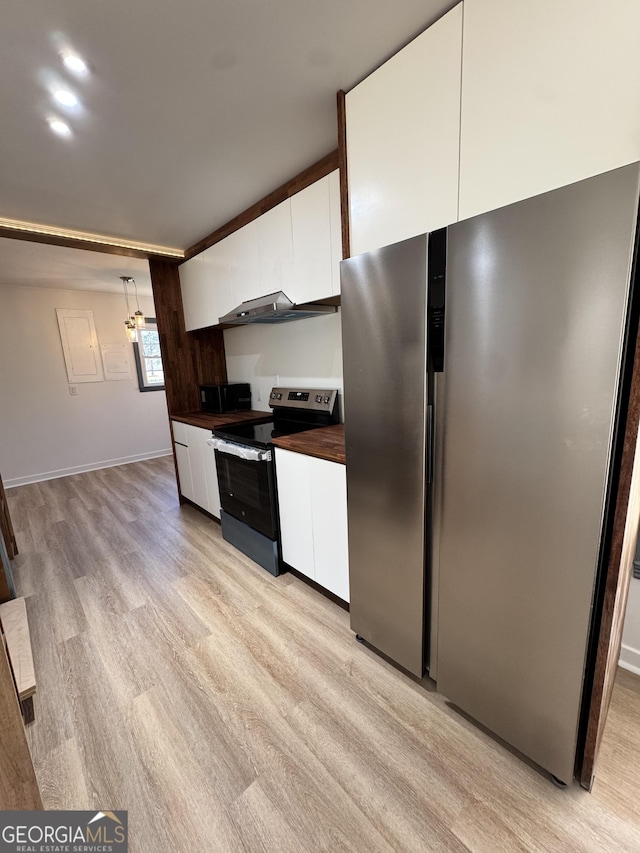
(148, 260), (227, 417)
(193, 328), (228, 387)
(184, 151), (339, 261)
(337, 90), (351, 260)
(0, 474), (18, 562)
(149, 260), (201, 415)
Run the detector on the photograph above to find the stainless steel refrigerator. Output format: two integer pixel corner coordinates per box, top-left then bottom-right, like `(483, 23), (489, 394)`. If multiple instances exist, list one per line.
(340, 162), (640, 784)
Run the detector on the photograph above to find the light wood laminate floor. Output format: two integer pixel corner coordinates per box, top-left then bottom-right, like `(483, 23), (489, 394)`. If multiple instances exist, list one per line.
(8, 456), (640, 852)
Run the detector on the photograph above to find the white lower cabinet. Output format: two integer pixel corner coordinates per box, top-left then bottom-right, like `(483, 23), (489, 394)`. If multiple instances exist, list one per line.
(275, 448), (349, 602)
(173, 441), (194, 503)
(171, 421), (221, 519)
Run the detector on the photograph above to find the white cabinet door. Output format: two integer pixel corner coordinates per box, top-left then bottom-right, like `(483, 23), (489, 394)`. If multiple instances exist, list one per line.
(310, 457), (349, 602)
(171, 420), (188, 446)
(184, 425), (209, 511)
(174, 442), (194, 503)
(346, 3), (463, 256)
(328, 170), (343, 295)
(181, 424), (221, 518)
(275, 448), (349, 600)
(275, 449), (315, 580)
(226, 220), (260, 307)
(203, 239), (237, 326)
(203, 437), (221, 519)
(180, 241), (237, 331)
(257, 199), (294, 297)
(459, 0), (640, 220)
(179, 254), (214, 331)
(291, 176), (333, 304)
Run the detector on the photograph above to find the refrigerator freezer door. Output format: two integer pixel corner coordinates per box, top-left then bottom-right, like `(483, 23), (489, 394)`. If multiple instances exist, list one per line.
(437, 163), (640, 783)
(341, 235), (429, 677)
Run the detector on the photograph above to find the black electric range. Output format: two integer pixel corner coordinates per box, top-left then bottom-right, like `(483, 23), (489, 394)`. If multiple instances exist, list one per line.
(211, 387), (339, 576)
(213, 414), (333, 449)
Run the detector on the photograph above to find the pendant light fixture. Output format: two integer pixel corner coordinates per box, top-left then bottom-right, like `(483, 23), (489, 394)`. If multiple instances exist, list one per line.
(120, 276), (138, 342)
(132, 277), (146, 329)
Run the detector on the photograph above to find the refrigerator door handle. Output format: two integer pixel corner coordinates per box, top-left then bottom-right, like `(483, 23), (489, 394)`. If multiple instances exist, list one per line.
(426, 404), (435, 485)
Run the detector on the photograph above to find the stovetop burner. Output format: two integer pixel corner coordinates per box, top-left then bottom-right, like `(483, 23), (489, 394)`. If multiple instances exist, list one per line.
(213, 386), (339, 448)
(213, 419), (319, 449)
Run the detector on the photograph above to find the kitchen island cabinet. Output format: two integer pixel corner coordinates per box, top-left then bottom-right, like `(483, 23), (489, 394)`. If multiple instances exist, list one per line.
(275, 447), (349, 602)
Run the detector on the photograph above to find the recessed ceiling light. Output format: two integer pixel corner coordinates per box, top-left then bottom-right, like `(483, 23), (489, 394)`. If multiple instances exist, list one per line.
(53, 88), (78, 108)
(61, 52), (88, 75)
(48, 118), (72, 138)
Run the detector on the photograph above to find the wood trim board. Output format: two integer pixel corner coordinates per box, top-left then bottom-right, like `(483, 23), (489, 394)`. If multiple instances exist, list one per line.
(579, 221), (640, 789)
(0, 225), (183, 261)
(337, 90), (351, 260)
(0, 472), (18, 562)
(0, 597), (36, 701)
(0, 636), (42, 809)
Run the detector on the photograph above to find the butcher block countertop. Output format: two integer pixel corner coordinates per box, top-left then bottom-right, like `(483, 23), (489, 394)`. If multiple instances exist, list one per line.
(272, 424), (346, 465)
(171, 410), (273, 430)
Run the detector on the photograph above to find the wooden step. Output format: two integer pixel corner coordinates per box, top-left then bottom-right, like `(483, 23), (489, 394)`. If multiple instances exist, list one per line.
(0, 597), (36, 723)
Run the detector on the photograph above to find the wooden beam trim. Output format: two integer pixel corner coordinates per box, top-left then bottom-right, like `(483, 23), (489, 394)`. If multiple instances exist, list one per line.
(337, 90), (351, 260)
(0, 225), (183, 261)
(183, 150), (340, 261)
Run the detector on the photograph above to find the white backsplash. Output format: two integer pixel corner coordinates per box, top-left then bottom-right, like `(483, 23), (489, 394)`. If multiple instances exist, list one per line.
(223, 310), (344, 421)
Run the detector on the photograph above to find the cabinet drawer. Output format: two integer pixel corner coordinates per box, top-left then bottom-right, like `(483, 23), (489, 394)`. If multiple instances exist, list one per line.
(171, 420), (188, 446)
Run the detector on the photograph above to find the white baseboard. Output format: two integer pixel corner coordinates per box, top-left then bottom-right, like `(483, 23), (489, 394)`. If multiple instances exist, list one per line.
(619, 643), (640, 677)
(4, 449), (173, 489)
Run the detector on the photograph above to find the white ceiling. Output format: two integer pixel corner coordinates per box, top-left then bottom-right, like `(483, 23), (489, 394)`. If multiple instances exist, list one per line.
(0, 237), (153, 296)
(1, 0), (455, 252)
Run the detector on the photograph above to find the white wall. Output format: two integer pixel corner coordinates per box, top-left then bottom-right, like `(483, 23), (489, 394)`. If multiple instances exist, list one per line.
(621, 580), (640, 675)
(224, 312), (344, 420)
(0, 285), (171, 486)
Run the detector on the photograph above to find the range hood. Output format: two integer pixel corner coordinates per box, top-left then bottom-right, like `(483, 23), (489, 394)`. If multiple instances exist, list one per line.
(219, 292), (337, 325)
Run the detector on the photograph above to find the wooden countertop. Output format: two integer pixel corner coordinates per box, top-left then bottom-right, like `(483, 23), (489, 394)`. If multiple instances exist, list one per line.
(170, 410), (273, 430)
(272, 424), (346, 465)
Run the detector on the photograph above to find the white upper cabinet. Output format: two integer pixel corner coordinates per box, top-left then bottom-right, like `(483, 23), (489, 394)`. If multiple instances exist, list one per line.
(459, 0), (640, 220)
(180, 240), (235, 332)
(203, 240), (236, 325)
(291, 170), (343, 303)
(346, 3), (463, 257)
(257, 199), (295, 297)
(180, 253), (213, 331)
(227, 220), (260, 307)
(291, 175), (333, 304)
(181, 175), (342, 331)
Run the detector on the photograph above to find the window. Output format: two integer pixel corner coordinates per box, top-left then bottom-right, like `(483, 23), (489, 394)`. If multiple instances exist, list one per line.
(133, 319), (165, 391)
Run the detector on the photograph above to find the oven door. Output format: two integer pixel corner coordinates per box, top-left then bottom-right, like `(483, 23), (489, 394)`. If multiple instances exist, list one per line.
(210, 438), (278, 539)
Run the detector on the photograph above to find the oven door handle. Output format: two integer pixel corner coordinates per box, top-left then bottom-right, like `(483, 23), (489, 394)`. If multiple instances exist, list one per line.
(207, 437), (272, 462)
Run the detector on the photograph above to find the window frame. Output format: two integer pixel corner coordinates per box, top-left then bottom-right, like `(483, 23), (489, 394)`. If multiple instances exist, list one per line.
(132, 318), (165, 392)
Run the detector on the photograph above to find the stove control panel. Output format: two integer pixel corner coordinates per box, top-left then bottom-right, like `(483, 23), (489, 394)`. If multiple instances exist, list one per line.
(269, 387), (338, 414)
